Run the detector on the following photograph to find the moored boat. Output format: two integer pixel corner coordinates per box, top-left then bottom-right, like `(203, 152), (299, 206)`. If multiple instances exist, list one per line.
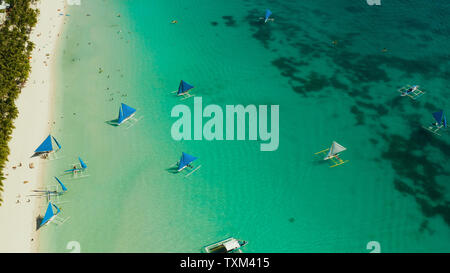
(204, 237), (248, 253)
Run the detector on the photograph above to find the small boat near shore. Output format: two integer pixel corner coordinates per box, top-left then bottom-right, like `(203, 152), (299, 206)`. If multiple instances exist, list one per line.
(63, 157), (90, 179)
(30, 176), (68, 203)
(33, 134), (63, 160)
(204, 237), (248, 253)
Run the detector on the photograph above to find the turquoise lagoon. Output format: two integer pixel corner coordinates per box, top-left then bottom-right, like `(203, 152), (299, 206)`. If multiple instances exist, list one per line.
(39, 0), (450, 252)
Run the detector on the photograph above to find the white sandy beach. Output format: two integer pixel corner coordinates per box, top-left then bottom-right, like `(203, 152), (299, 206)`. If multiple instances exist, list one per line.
(0, 0), (66, 253)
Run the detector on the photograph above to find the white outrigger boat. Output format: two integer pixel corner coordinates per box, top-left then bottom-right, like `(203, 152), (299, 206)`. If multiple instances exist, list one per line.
(398, 84), (425, 100)
(315, 141), (348, 168)
(204, 237), (248, 253)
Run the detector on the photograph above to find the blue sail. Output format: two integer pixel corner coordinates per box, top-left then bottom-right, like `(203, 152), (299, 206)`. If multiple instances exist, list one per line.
(118, 103), (136, 125)
(178, 152), (197, 171)
(177, 80), (194, 95)
(53, 203), (61, 214)
(432, 110), (444, 125)
(35, 135), (53, 153)
(40, 202), (55, 227)
(79, 157), (87, 169)
(118, 106), (124, 123)
(52, 136), (62, 150)
(444, 115), (447, 128)
(35, 135), (61, 153)
(54, 177), (67, 192)
(264, 9), (272, 23)
(64, 157), (87, 173)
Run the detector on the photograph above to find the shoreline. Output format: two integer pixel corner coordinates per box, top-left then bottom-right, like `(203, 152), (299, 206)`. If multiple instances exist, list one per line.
(0, 0), (66, 253)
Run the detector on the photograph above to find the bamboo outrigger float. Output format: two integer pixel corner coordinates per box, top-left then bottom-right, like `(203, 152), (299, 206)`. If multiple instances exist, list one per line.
(315, 141), (349, 168)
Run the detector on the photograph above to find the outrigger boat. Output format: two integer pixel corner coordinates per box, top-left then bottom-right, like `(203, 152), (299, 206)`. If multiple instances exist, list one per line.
(398, 84), (425, 100)
(30, 176), (68, 203)
(172, 80), (195, 100)
(38, 202), (70, 229)
(33, 134), (63, 160)
(171, 152), (201, 177)
(259, 9), (274, 23)
(423, 110), (447, 136)
(64, 157), (90, 179)
(116, 103), (142, 128)
(315, 141), (349, 168)
(204, 237), (248, 253)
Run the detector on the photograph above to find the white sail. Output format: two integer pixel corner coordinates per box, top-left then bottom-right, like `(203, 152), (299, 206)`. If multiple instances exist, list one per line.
(324, 141), (346, 160)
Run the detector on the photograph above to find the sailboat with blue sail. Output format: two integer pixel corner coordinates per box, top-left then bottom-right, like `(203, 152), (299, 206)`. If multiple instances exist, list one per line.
(259, 9), (274, 23)
(64, 157), (90, 179)
(118, 103), (136, 125)
(31, 176), (68, 203)
(33, 134), (63, 160)
(423, 110), (448, 136)
(172, 80), (195, 100)
(264, 9), (273, 23)
(38, 202), (69, 229)
(115, 103), (143, 128)
(55, 177), (68, 192)
(171, 152), (202, 177)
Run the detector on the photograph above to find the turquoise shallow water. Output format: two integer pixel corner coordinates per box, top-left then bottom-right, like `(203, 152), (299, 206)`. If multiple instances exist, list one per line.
(39, 0), (450, 252)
